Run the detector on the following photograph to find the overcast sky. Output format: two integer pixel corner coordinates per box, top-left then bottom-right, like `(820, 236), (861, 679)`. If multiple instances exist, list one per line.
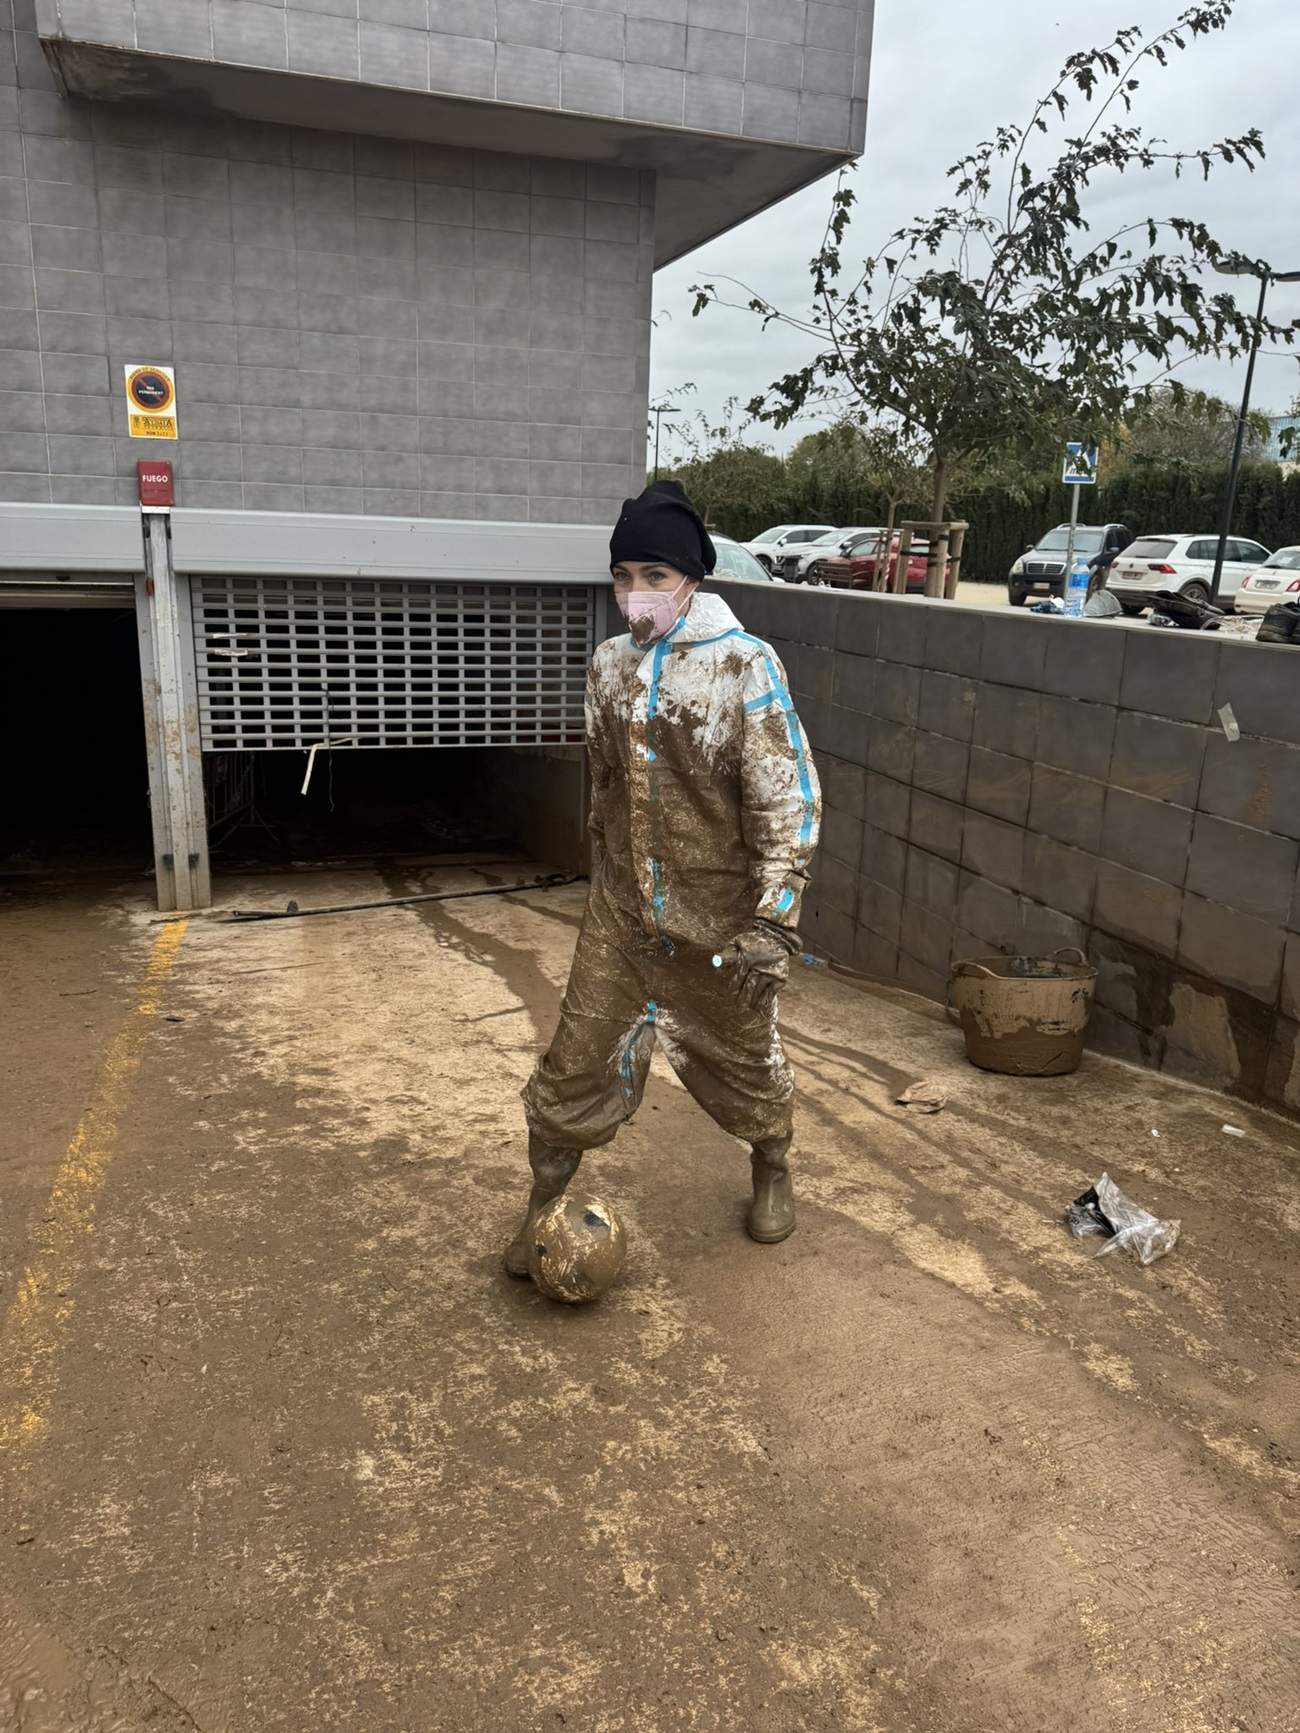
(648, 0), (1300, 465)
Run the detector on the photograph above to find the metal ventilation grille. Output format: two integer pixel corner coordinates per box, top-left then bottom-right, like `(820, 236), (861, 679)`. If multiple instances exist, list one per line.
(191, 576), (594, 752)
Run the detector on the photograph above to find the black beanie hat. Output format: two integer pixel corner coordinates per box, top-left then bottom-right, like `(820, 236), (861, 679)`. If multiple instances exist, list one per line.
(609, 480), (716, 579)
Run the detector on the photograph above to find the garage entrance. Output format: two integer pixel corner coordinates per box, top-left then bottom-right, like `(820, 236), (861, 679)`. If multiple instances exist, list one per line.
(189, 572), (595, 882)
(0, 603), (154, 886)
(1, 506), (609, 909)
(202, 744), (587, 878)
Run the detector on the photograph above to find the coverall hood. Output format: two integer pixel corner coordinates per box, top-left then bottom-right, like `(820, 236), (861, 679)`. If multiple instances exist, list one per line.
(637, 589), (741, 648)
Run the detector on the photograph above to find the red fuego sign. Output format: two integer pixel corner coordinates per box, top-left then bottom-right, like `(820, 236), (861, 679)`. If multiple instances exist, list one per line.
(137, 460), (174, 507)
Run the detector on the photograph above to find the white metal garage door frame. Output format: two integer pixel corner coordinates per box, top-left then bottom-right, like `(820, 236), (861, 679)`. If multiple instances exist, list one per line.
(0, 506), (613, 911)
(0, 502), (143, 609)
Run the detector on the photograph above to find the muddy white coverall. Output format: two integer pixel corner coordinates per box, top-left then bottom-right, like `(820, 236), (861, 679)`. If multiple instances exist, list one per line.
(523, 591), (821, 1150)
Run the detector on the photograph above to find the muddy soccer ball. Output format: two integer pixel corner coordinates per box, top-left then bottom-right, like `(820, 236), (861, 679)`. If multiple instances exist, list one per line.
(527, 1194), (627, 1305)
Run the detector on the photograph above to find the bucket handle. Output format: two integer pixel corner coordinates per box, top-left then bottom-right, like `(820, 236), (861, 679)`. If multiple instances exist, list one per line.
(1048, 946), (1088, 965)
(946, 957), (998, 1024)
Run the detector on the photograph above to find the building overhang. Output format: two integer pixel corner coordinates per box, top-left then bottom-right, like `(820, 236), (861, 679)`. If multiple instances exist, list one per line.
(42, 41), (854, 267)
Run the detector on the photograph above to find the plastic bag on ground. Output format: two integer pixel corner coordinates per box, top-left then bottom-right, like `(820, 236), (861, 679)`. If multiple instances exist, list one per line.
(896, 1079), (946, 1114)
(1064, 1171), (1180, 1266)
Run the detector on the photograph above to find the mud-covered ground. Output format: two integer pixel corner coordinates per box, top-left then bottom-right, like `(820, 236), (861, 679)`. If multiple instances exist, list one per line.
(2, 865), (1298, 1733)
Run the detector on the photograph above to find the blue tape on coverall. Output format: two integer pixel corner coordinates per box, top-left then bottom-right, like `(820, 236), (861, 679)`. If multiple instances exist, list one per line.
(618, 999), (657, 1105)
(733, 632), (817, 851)
(645, 627), (682, 948)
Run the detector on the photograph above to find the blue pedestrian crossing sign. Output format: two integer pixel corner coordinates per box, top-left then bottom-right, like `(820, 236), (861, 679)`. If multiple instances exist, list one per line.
(1062, 442), (1098, 485)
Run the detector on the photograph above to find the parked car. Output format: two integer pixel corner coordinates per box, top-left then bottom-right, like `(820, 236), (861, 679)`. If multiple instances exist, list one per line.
(1106, 533), (1272, 612)
(1007, 523), (1132, 607)
(813, 533), (943, 594)
(805, 530), (892, 587)
(1234, 545), (1300, 615)
(712, 535), (786, 583)
(742, 523), (838, 572)
(778, 527), (884, 584)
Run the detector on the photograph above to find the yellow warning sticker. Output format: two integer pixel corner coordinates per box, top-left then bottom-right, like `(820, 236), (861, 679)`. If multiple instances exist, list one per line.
(124, 365), (178, 439)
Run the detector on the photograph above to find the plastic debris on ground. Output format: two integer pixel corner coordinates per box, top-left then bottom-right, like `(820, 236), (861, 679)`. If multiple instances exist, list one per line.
(1215, 616), (1262, 642)
(1083, 589), (1122, 619)
(1147, 588), (1224, 631)
(896, 1079), (947, 1114)
(1221, 1123), (1246, 1138)
(1218, 702), (1241, 740)
(1064, 1171), (1181, 1266)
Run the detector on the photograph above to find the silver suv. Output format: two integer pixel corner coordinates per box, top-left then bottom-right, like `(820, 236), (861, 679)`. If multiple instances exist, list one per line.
(741, 524), (838, 573)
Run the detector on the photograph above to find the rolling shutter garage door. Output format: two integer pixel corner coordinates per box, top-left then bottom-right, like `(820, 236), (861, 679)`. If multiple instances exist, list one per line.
(191, 575), (594, 751)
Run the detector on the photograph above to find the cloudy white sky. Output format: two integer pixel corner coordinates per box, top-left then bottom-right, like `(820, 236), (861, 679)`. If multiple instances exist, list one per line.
(648, 0), (1300, 464)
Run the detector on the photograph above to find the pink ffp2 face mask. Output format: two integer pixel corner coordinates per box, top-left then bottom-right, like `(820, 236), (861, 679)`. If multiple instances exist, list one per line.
(618, 578), (690, 645)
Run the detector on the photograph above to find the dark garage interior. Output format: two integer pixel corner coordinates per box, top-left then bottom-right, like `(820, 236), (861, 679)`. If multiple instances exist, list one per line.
(1, 602), (586, 892)
(0, 607), (154, 883)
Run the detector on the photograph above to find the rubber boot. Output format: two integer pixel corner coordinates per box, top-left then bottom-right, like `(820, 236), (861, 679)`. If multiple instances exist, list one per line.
(747, 1134), (796, 1244)
(503, 1135), (582, 1277)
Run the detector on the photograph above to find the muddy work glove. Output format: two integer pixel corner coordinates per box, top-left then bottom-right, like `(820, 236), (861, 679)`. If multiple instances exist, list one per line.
(717, 922), (799, 1013)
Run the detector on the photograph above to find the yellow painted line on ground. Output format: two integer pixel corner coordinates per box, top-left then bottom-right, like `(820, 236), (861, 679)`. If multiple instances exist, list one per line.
(0, 920), (187, 1451)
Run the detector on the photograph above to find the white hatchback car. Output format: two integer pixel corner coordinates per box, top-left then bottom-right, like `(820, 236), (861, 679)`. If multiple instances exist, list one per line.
(711, 535), (786, 583)
(1107, 533), (1273, 612)
(1102, 530), (1275, 613)
(742, 523), (838, 572)
(1235, 546), (1300, 615)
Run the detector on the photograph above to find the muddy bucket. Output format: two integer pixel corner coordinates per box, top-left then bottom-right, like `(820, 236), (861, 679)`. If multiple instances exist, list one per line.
(949, 948), (1097, 1077)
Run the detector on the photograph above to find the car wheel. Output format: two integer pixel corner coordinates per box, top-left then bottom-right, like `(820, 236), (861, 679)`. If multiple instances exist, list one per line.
(1181, 581), (1211, 606)
(1008, 585), (1027, 606)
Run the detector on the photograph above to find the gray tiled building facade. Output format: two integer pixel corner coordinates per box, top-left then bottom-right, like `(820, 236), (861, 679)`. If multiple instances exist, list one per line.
(3, 0), (873, 517)
(33, 0), (871, 153)
(1, 108), (656, 517)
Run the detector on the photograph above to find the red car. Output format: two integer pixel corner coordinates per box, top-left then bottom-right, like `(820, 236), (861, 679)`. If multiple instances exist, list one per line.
(810, 534), (940, 594)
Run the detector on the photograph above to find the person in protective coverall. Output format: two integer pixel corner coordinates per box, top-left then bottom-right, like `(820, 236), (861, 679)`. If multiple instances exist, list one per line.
(504, 480), (821, 1275)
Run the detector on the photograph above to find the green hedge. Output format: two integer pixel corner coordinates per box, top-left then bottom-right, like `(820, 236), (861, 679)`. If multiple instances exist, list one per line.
(673, 461), (1300, 582)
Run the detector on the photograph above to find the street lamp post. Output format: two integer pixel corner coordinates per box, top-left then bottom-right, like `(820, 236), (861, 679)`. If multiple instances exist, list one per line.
(1209, 260), (1300, 603)
(650, 404), (678, 481)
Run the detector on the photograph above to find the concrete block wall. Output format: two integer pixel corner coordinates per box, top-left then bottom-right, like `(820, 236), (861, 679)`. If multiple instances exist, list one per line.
(34, 0), (872, 153)
(713, 579), (1300, 1118)
(1, 13), (652, 515)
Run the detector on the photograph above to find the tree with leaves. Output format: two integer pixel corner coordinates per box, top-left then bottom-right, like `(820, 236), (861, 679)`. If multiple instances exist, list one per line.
(654, 395), (788, 528)
(786, 419), (929, 535)
(1116, 382), (1269, 469)
(691, 1), (1295, 526)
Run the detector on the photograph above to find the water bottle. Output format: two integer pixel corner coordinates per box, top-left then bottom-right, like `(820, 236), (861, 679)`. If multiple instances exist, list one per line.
(1064, 554), (1090, 617)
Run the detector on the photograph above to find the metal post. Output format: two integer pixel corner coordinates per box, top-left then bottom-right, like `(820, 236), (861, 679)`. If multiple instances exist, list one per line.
(1211, 270), (1269, 604)
(650, 406), (677, 481)
(133, 569), (178, 911)
(137, 513), (211, 910)
(1062, 481), (1081, 595)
